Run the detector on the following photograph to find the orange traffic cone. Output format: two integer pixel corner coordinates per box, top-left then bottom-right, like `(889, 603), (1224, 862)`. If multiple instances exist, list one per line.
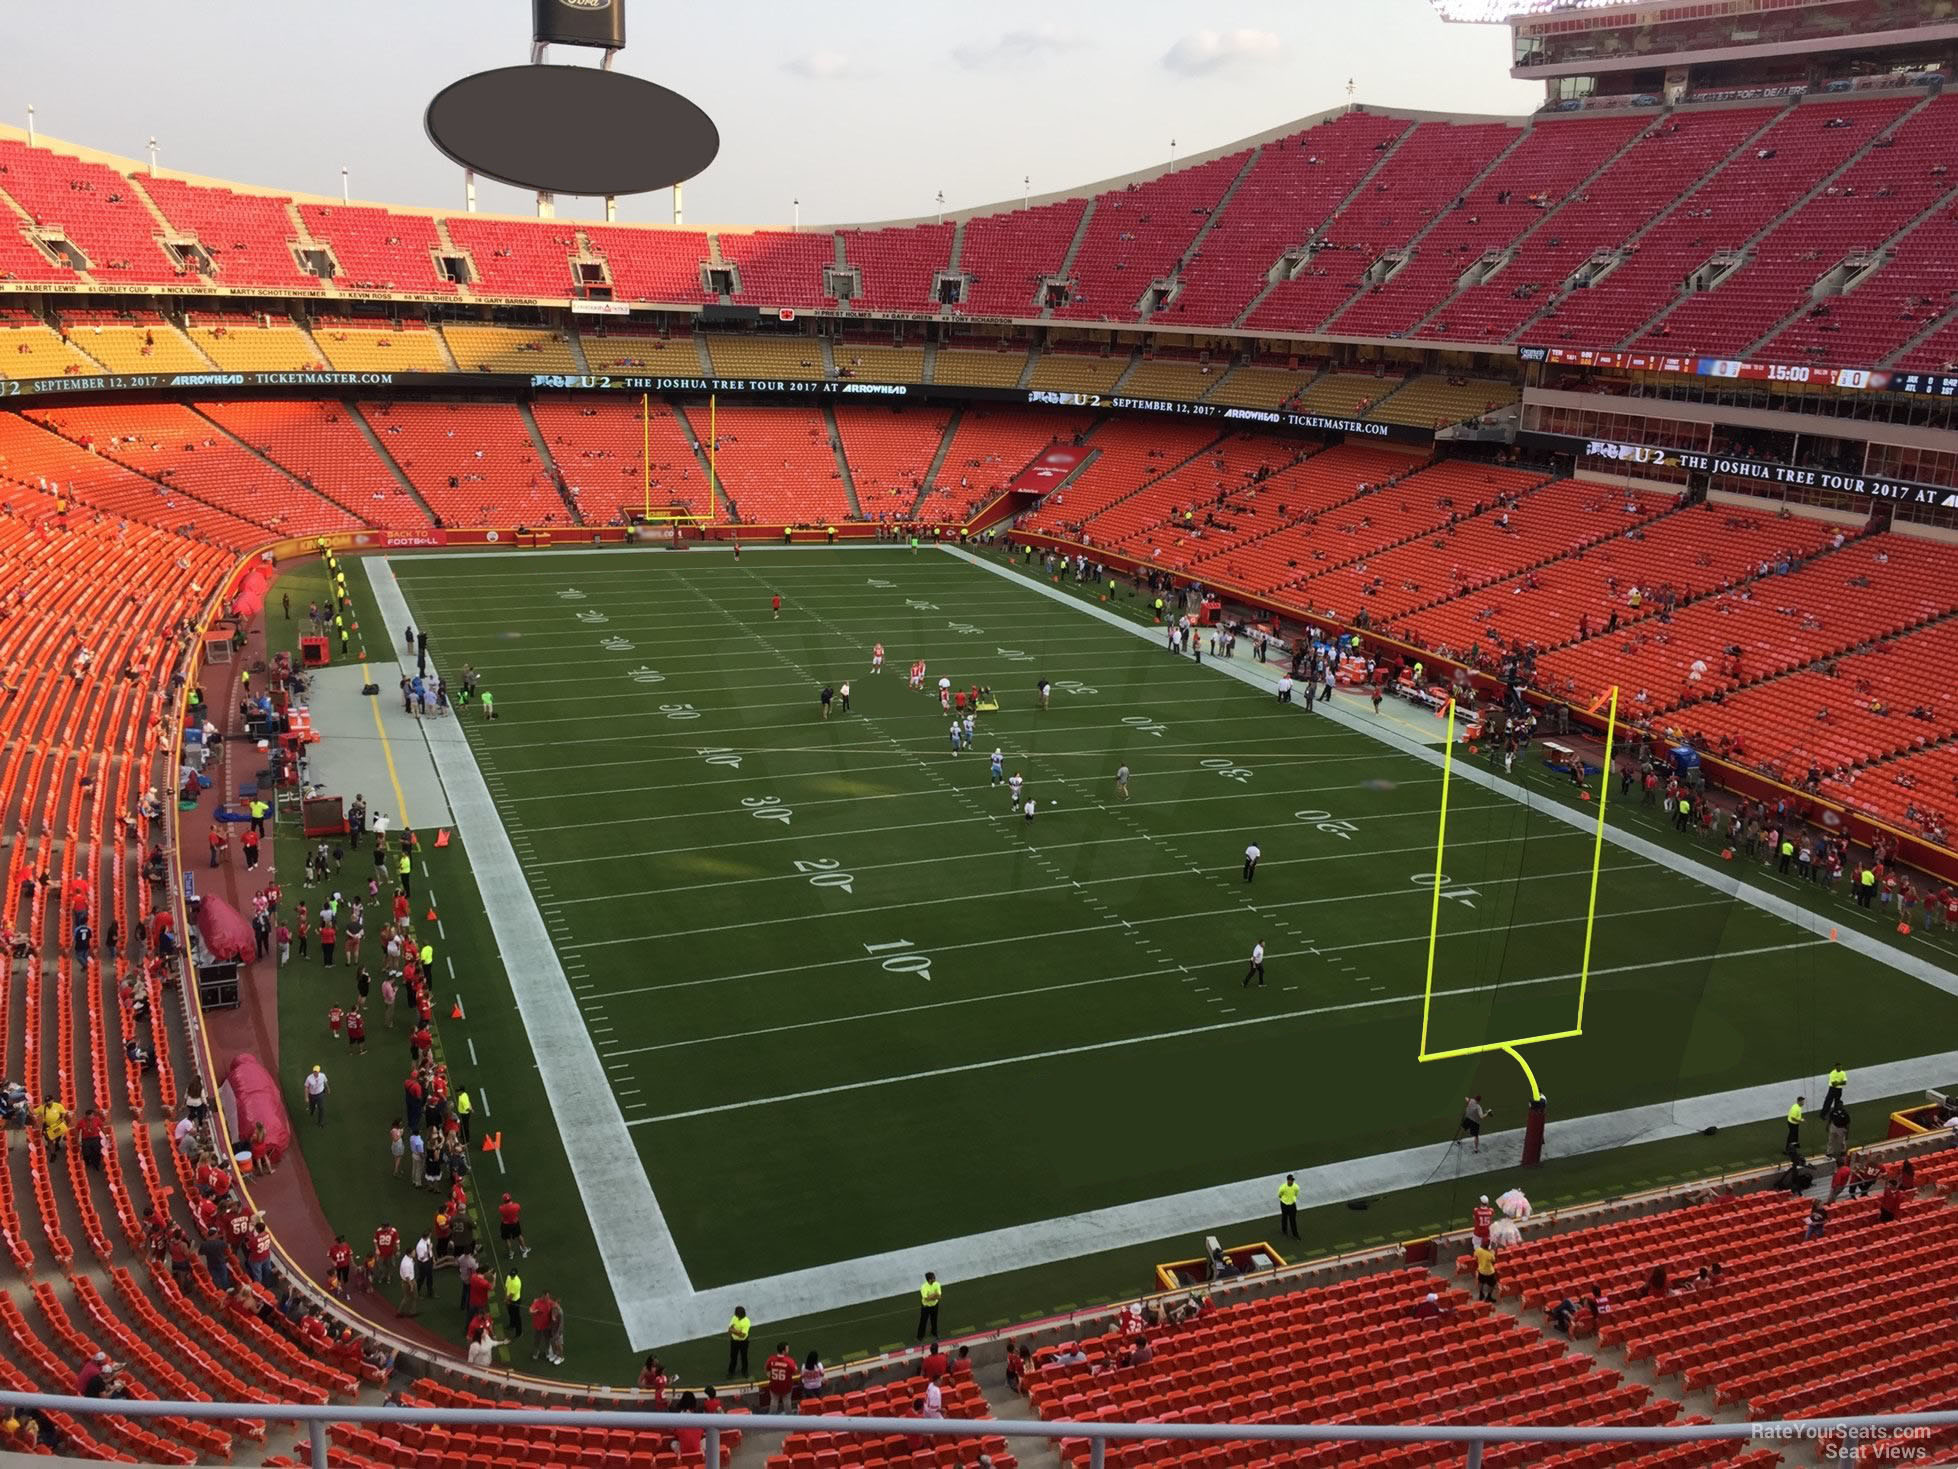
(1898, 921), (1912, 935)
(1721, 847), (1734, 860)
(434, 829), (451, 849)
(426, 908), (439, 923)
(1828, 927), (1839, 941)
(450, 1000), (464, 1020)
(481, 1131), (502, 1154)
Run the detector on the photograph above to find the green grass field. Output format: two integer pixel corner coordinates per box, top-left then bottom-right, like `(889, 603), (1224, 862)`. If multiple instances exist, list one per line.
(372, 544), (1958, 1310)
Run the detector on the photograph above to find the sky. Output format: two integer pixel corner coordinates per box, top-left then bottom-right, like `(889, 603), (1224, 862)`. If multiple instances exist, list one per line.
(0, 0), (1538, 228)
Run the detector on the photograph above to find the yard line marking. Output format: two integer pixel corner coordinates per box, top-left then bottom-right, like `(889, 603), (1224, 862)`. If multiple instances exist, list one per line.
(466, 1039), (478, 1066)
(587, 895), (1735, 1006)
(949, 544), (1958, 1002)
(366, 555), (687, 1350)
(564, 857), (1655, 952)
(627, 938), (1826, 1126)
(477, 1086), (490, 1118)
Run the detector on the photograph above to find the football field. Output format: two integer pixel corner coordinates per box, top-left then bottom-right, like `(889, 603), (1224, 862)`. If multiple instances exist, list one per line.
(379, 545), (1958, 1341)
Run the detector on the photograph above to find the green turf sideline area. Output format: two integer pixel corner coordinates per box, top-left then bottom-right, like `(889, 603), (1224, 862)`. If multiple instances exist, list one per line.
(376, 544), (1958, 1349)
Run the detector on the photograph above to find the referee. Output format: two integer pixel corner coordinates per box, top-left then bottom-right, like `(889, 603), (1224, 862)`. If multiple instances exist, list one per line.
(1243, 841), (1262, 882)
(1242, 940), (1265, 988)
(1277, 1174), (1300, 1239)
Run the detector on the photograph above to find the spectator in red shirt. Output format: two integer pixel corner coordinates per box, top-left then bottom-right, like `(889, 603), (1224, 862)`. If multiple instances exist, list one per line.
(499, 1193), (529, 1258)
(920, 1342), (948, 1379)
(671, 1392), (704, 1456)
(637, 1356), (669, 1408)
(372, 1222), (400, 1270)
(328, 1236), (353, 1295)
(764, 1342), (797, 1412)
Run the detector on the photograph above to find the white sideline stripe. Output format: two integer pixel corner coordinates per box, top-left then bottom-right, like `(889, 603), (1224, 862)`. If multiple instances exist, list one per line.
(646, 1043), (1958, 1341)
(364, 556), (687, 1349)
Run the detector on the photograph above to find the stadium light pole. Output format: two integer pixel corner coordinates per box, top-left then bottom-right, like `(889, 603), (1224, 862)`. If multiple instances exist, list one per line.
(1169, 138), (1177, 171)
(936, 190), (945, 225)
(25, 104), (34, 147)
(1024, 175), (1030, 208)
(340, 167), (350, 204)
(793, 198), (800, 232)
(464, 169), (477, 212)
(673, 182), (684, 226)
(147, 137), (158, 176)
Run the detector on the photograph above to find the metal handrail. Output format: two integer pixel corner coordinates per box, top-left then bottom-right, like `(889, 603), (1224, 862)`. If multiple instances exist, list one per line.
(3, 1392), (1954, 1469)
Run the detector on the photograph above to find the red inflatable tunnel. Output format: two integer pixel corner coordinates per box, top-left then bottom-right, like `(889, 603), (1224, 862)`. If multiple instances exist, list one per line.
(220, 1053), (293, 1168)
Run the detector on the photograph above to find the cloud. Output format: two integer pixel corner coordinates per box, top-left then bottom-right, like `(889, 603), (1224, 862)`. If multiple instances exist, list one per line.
(1162, 28), (1283, 76)
(951, 24), (1089, 70)
(783, 49), (860, 80)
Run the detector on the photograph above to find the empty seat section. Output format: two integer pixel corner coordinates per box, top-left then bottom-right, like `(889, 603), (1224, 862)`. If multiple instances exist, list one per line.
(1081, 432), (1318, 566)
(24, 401), (361, 534)
(915, 406), (1094, 523)
(359, 401), (572, 525)
(770, 1372), (996, 1469)
(1120, 349), (1229, 402)
(187, 311), (323, 371)
(578, 329), (706, 374)
(1676, 618), (1958, 781)
(1631, 96), (1930, 355)
(1763, 96), (1958, 367)
(1537, 532), (1955, 711)
(932, 334), (1033, 388)
(581, 224), (714, 305)
(1053, 150), (1250, 323)
(1296, 371), (1402, 417)
(841, 221), (954, 314)
(1206, 357), (1319, 409)
(138, 175), (316, 290)
(1544, 101), (1897, 350)
(298, 204), (452, 293)
(0, 309), (102, 378)
(1827, 742), (1958, 840)
(0, 139), (182, 284)
(1433, 107), (1778, 345)
(196, 399), (431, 529)
(686, 402), (851, 524)
(309, 315), (450, 372)
(532, 396), (719, 521)
(439, 323), (579, 373)
(956, 199), (1087, 319)
(1021, 419), (1221, 538)
(1394, 494), (1830, 660)
(1330, 115), (1642, 340)
(1161, 112), (1412, 329)
(444, 216), (580, 298)
(1245, 121), (1521, 334)
(55, 309), (207, 372)
(0, 409), (267, 546)
(833, 404), (950, 517)
(832, 336), (926, 383)
(1371, 377), (1518, 428)
(722, 231), (837, 310)
(1177, 445), (1452, 593)
(702, 334), (828, 381)
(1027, 345), (1132, 394)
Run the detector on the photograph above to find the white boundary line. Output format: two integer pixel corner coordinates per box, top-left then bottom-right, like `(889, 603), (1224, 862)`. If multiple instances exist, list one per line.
(363, 556), (688, 1349)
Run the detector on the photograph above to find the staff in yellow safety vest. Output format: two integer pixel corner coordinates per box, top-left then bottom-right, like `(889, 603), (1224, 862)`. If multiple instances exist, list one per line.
(726, 1305), (752, 1377)
(1822, 1066), (1848, 1115)
(454, 1090), (472, 1145)
(1277, 1174), (1301, 1241)
(1785, 1095), (1805, 1151)
(916, 1272), (942, 1341)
